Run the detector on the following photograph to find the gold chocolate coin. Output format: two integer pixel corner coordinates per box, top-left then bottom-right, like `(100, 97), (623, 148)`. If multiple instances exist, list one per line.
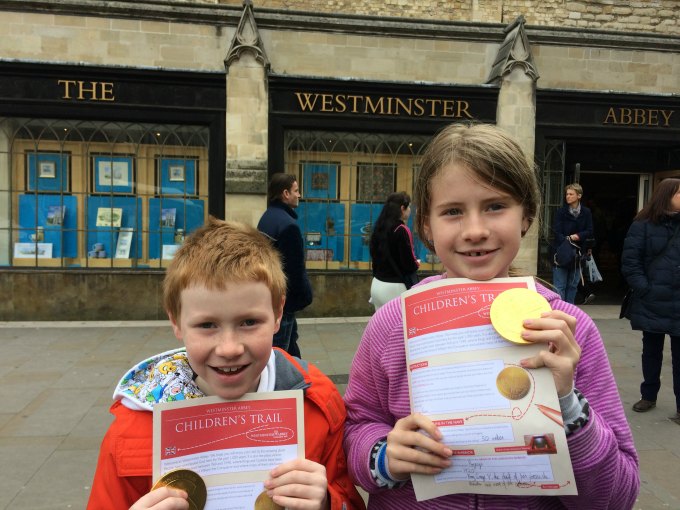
(255, 491), (285, 510)
(151, 468), (207, 510)
(496, 366), (531, 400)
(490, 288), (552, 344)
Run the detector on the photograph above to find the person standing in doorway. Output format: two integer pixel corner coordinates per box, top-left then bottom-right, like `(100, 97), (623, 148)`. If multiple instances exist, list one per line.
(621, 178), (680, 422)
(369, 192), (420, 311)
(552, 183), (593, 304)
(258, 173), (313, 358)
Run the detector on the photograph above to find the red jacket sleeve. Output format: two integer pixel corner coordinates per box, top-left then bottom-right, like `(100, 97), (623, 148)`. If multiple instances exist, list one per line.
(87, 401), (153, 509)
(302, 362), (366, 510)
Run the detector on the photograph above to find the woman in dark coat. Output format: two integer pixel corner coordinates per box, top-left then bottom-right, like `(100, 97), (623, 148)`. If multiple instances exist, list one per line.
(621, 178), (680, 421)
(552, 183), (594, 303)
(369, 192), (420, 311)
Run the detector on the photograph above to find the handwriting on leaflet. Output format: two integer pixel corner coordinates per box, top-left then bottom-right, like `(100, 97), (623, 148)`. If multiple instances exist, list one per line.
(401, 277), (576, 501)
(435, 455), (554, 486)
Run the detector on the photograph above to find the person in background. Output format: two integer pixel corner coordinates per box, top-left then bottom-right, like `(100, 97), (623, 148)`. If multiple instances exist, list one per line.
(258, 173), (313, 358)
(621, 178), (680, 423)
(87, 219), (365, 510)
(369, 191), (420, 311)
(552, 183), (594, 304)
(343, 123), (639, 509)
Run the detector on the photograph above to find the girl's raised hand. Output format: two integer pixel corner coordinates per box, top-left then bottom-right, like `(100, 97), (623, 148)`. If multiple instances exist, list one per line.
(519, 310), (581, 397)
(386, 413), (452, 480)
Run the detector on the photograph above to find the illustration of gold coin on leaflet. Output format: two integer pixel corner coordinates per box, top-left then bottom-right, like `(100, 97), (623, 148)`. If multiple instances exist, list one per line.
(255, 491), (285, 510)
(151, 468), (207, 510)
(496, 366), (532, 400)
(490, 287), (552, 344)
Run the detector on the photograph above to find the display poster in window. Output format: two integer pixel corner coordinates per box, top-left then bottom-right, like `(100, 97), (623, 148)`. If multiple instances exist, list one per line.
(93, 155), (135, 194)
(159, 157), (197, 195)
(357, 163), (395, 202)
(99, 161), (129, 187)
(162, 244), (180, 260)
(96, 207), (123, 228)
(160, 208), (177, 229)
(153, 390), (304, 509)
(14, 242), (53, 259)
(39, 161), (56, 178)
(115, 228), (134, 259)
(302, 162), (338, 200)
(46, 205), (66, 226)
(402, 277), (576, 500)
(27, 152), (70, 192)
(168, 165), (185, 182)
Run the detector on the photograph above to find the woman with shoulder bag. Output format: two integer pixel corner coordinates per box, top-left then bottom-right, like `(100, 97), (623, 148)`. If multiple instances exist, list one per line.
(369, 192), (420, 311)
(552, 183), (594, 304)
(621, 178), (680, 422)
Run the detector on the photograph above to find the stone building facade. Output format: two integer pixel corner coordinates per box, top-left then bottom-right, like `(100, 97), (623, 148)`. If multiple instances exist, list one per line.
(0, 0), (678, 319)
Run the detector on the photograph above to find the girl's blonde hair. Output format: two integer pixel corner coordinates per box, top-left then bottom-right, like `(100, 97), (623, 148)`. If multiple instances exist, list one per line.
(414, 123), (541, 252)
(163, 218), (286, 324)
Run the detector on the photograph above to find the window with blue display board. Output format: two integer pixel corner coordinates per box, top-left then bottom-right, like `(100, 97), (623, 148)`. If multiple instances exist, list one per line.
(349, 203), (383, 262)
(301, 162), (338, 200)
(157, 157), (198, 196)
(296, 201), (345, 262)
(17, 194), (78, 258)
(26, 152), (70, 193)
(349, 203), (426, 264)
(283, 129), (444, 272)
(86, 196), (143, 259)
(5, 113), (212, 269)
(92, 154), (135, 194)
(148, 197), (205, 259)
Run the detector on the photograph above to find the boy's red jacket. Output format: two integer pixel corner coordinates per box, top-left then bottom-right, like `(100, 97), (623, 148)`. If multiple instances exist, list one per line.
(87, 348), (365, 509)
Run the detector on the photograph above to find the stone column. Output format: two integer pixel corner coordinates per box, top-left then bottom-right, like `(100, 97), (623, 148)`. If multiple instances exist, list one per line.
(224, 0), (270, 225)
(0, 121), (12, 265)
(488, 15), (540, 275)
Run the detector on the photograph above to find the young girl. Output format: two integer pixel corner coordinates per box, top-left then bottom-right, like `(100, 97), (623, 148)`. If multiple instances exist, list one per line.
(343, 123), (639, 509)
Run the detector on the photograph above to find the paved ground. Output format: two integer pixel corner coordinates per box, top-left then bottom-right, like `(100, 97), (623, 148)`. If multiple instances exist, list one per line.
(0, 306), (678, 509)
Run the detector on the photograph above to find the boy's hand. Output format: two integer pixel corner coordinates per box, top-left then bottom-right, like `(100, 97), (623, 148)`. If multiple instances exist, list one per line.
(264, 458), (329, 510)
(519, 310), (581, 397)
(386, 413), (452, 480)
(129, 487), (189, 510)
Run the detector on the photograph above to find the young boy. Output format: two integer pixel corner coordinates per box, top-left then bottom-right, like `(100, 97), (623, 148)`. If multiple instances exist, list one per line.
(87, 219), (365, 510)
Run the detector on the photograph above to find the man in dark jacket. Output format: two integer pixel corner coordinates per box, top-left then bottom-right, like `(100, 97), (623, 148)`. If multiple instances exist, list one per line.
(258, 173), (313, 357)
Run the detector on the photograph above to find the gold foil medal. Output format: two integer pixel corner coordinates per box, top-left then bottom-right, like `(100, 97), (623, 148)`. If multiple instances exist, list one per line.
(151, 468), (207, 510)
(496, 366), (532, 400)
(490, 288), (552, 344)
(255, 491), (285, 510)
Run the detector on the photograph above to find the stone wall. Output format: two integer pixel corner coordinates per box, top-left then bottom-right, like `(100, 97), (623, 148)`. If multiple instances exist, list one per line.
(0, 10), (232, 71)
(205, 0), (679, 35)
(0, 270), (379, 320)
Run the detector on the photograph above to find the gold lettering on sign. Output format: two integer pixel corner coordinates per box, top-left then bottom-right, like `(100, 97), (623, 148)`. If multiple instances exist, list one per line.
(58, 80), (115, 101)
(603, 107), (674, 127)
(293, 92), (475, 119)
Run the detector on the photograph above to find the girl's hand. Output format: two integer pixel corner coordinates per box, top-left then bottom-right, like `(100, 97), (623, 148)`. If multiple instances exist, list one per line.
(519, 310), (581, 397)
(129, 487), (189, 510)
(264, 458), (329, 510)
(386, 413), (452, 480)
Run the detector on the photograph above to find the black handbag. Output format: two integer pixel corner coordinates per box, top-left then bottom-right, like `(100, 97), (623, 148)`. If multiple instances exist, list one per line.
(619, 289), (633, 319)
(554, 237), (581, 267)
